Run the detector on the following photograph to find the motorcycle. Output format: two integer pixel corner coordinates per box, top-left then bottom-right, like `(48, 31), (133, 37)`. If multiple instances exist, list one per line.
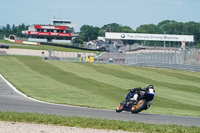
(116, 88), (155, 113)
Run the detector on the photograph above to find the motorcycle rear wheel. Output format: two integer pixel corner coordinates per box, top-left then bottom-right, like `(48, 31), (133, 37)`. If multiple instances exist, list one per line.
(131, 99), (147, 114)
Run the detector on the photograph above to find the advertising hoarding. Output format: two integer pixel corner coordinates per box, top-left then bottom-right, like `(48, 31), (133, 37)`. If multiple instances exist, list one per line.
(34, 25), (67, 30)
(28, 31), (71, 36)
(105, 32), (194, 42)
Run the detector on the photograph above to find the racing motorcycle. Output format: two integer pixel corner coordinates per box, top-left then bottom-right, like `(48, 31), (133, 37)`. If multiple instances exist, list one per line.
(116, 87), (155, 113)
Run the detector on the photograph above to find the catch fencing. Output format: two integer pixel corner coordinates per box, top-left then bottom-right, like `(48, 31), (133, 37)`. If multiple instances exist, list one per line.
(47, 48), (200, 72)
(47, 50), (96, 62)
(125, 48), (200, 71)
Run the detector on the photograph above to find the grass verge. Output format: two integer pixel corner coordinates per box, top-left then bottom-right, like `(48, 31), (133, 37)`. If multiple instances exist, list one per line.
(0, 55), (200, 117)
(0, 39), (96, 53)
(0, 111), (199, 133)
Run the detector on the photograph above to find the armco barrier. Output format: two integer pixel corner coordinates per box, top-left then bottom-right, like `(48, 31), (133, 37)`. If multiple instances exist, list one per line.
(5, 38), (40, 45)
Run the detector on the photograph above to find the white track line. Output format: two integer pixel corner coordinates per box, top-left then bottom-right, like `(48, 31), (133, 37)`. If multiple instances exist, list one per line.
(0, 74), (111, 111)
(0, 74), (52, 104)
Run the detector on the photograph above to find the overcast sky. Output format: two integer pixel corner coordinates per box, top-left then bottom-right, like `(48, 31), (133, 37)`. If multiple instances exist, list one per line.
(0, 0), (199, 31)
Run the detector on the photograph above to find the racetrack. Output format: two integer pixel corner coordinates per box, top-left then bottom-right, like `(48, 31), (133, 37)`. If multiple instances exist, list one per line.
(0, 74), (200, 127)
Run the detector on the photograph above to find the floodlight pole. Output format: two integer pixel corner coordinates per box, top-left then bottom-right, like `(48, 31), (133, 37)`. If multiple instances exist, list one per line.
(164, 31), (166, 48)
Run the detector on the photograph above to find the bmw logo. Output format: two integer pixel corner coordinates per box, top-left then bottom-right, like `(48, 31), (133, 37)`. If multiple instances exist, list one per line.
(121, 34), (125, 38)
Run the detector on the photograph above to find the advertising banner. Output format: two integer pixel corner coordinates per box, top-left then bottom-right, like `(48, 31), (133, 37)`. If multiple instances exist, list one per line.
(34, 25), (66, 30)
(105, 32), (194, 42)
(28, 31), (71, 36)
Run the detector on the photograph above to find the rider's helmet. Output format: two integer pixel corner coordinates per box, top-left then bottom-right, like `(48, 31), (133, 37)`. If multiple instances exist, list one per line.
(147, 85), (154, 90)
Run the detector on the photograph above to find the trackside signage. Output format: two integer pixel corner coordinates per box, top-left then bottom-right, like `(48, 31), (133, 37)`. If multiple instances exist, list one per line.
(105, 32), (194, 42)
(28, 31), (71, 36)
(34, 25), (66, 30)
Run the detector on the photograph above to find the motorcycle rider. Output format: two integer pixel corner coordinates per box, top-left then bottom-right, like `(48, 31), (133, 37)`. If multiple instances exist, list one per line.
(126, 85), (155, 106)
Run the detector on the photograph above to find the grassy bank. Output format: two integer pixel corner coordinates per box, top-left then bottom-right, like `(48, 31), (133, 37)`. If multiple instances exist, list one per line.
(0, 111), (199, 133)
(0, 55), (200, 117)
(0, 39), (95, 53)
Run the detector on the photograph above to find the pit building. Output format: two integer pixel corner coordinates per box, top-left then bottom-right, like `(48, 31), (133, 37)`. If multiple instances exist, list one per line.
(22, 19), (78, 43)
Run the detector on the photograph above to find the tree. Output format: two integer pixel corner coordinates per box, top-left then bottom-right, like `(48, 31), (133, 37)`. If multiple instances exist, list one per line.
(0, 23), (29, 38)
(75, 38), (83, 44)
(121, 26), (135, 33)
(98, 29), (105, 37)
(5, 24), (10, 37)
(79, 25), (100, 41)
(11, 24), (17, 34)
(136, 24), (157, 33)
(101, 23), (122, 32)
(156, 20), (177, 34)
(173, 22), (184, 34)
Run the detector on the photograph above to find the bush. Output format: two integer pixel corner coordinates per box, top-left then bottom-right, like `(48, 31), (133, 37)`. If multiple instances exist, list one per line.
(76, 38), (84, 44)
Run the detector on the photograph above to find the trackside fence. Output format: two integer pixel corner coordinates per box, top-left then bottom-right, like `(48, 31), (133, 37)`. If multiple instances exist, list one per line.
(47, 48), (200, 72)
(125, 48), (200, 71)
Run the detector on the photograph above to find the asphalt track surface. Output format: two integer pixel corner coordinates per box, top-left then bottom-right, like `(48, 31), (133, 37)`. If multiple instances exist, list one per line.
(0, 75), (200, 127)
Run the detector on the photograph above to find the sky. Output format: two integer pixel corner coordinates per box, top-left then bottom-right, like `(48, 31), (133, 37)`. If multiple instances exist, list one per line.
(0, 0), (199, 31)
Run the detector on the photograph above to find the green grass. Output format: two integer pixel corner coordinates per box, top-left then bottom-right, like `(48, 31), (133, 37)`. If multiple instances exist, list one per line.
(0, 55), (200, 117)
(0, 39), (96, 53)
(0, 111), (199, 133)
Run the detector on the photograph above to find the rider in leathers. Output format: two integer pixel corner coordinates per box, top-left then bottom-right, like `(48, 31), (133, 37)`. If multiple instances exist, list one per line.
(126, 85), (155, 106)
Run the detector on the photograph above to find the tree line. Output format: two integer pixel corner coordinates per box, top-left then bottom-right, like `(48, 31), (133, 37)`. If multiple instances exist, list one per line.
(1, 20), (200, 47)
(0, 23), (29, 39)
(78, 20), (200, 46)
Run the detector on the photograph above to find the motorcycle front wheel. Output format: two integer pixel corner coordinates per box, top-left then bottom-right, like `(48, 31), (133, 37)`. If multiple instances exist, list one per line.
(116, 103), (124, 113)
